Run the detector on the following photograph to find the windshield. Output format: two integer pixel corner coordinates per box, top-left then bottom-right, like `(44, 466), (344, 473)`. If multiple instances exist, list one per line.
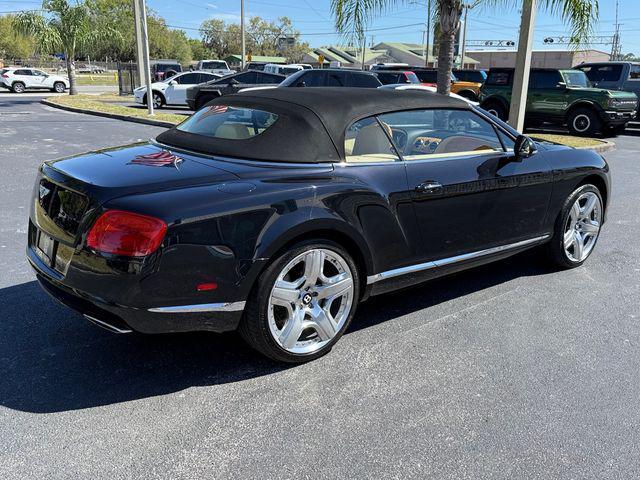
(177, 105), (278, 139)
(202, 61), (227, 69)
(454, 70), (486, 83)
(563, 71), (591, 88)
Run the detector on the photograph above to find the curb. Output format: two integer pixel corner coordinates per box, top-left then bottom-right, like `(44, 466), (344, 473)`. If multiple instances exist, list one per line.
(574, 139), (616, 154)
(41, 98), (176, 128)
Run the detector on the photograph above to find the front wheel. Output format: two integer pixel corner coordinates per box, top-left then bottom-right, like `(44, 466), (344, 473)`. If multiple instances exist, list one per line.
(546, 184), (603, 269)
(567, 108), (601, 136)
(52, 82), (66, 93)
(481, 101), (508, 121)
(239, 241), (360, 363)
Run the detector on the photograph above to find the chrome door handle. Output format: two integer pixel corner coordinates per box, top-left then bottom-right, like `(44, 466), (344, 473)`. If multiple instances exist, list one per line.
(415, 181), (443, 194)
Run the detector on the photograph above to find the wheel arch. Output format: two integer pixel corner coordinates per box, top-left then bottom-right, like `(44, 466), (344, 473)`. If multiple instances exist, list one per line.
(480, 94), (509, 110)
(578, 173), (609, 211)
(456, 89), (479, 101)
(143, 90), (166, 104)
(565, 100), (602, 119)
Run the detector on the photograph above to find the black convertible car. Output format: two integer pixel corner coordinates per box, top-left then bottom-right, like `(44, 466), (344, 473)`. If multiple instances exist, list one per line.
(28, 88), (610, 362)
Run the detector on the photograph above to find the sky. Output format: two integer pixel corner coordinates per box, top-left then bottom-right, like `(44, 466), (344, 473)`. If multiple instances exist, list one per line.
(3, 0), (640, 54)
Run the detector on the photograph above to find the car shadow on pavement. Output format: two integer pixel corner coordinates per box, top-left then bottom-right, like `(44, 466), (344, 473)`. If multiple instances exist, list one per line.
(0, 250), (553, 414)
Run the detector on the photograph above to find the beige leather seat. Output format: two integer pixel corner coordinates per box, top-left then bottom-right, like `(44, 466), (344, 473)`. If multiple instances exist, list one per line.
(215, 123), (251, 139)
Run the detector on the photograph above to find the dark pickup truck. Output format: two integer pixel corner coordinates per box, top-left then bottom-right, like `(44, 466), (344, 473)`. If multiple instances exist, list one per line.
(479, 67), (638, 135)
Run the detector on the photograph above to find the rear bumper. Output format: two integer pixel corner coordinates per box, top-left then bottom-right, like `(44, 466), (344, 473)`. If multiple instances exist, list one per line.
(28, 246), (245, 335)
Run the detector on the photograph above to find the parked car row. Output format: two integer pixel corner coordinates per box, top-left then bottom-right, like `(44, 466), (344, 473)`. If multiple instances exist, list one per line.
(0, 68), (69, 93)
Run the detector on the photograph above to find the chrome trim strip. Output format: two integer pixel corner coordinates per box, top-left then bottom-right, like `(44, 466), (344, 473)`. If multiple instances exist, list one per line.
(83, 314), (133, 334)
(367, 235), (550, 284)
(148, 301), (246, 313)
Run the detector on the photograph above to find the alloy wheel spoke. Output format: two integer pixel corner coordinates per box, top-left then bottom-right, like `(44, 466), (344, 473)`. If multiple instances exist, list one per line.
(582, 220), (600, 235)
(564, 229), (575, 249)
(315, 272), (353, 300)
(272, 280), (301, 306)
(279, 307), (305, 349)
(309, 304), (337, 341)
(570, 202), (581, 224)
(303, 250), (324, 288)
(573, 232), (585, 261)
(581, 195), (597, 220)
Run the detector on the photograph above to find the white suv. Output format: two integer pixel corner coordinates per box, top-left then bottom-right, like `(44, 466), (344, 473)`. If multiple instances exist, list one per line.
(0, 68), (69, 93)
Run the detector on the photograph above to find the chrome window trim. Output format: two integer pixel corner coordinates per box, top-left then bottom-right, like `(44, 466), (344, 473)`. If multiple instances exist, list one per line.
(367, 235), (550, 284)
(148, 301), (246, 313)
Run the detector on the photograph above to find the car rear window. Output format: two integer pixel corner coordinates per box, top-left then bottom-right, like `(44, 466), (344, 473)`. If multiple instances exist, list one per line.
(577, 64), (623, 82)
(413, 70), (437, 83)
(177, 105), (278, 140)
(202, 61), (227, 69)
(453, 70), (487, 83)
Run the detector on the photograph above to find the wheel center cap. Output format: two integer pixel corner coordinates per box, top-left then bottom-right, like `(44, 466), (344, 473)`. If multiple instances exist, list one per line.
(302, 293), (313, 305)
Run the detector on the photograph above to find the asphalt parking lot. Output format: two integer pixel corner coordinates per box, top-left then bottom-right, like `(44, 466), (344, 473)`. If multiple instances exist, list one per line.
(1, 96), (640, 479)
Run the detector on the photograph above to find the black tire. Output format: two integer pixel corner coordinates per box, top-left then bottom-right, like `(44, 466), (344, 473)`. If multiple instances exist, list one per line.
(239, 240), (361, 363)
(457, 90), (478, 102)
(195, 93), (218, 110)
(144, 91), (164, 109)
(52, 82), (65, 93)
(11, 82), (25, 93)
(567, 107), (601, 136)
(481, 100), (508, 121)
(545, 184), (603, 269)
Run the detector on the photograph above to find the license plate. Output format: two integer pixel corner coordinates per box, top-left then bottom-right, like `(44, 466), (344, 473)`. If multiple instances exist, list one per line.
(36, 232), (55, 264)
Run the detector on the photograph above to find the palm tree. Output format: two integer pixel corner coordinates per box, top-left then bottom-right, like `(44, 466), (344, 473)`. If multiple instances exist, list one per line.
(331, 0), (598, 95)
(14, 0), (118, 95)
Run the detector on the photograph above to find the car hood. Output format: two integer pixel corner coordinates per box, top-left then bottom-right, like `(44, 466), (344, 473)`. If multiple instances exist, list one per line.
(43, 142), (239, 203)
(569, 87), (638, 99)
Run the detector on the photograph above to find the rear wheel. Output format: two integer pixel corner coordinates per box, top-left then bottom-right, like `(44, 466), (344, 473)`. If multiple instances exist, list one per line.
(52, 82), (65, 93)
(546, 184), (603, 269)
(239, 240), (360, 363)
(11, 82), (25, 93)
(144, 91), (164, 109)
(457, 90), (478, 102)
(567, 108), (601, 136)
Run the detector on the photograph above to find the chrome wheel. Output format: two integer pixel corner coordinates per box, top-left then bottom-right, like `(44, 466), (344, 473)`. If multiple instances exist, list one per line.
(267, 248), (354, 354)
(564, 191), (602, 262)
(54, 82), (65, 93)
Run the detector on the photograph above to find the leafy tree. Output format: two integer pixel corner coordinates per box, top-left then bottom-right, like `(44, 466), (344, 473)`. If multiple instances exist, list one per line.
(331, 0), (599, 94)
(14, 0), (119, 94)
(187, 38), (211, 61)
(0, 15), (36, 60)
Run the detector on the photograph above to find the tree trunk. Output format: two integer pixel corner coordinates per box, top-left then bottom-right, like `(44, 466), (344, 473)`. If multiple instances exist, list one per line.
(436, 1), (462, 95)
(65, 55), (77, 95)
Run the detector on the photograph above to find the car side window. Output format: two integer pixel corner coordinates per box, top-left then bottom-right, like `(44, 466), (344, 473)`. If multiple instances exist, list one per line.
(235, 71), (257, 83)
(299, 70), (325, 87)
(175, 73), (199, 84)
(496, 129), (515, 152)
(15, 69), (31, 75)
(629, 65), (640, 80)
(344, 116), (399, 163)
(327, 72), (347, 86)
(200, 73), (217, 83)
(377, 109), (505, 161)
(350, 73), (380, 87)
(530, 70), (562, 88)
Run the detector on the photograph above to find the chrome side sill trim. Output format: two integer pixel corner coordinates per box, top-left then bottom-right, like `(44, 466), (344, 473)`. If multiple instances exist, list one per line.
(148, 301), (246, 313)
(83, 314), (133, 334)
(367, 235), (550, 284)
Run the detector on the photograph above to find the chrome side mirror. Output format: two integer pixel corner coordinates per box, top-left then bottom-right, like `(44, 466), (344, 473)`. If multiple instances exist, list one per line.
(514, 135), (537, 159)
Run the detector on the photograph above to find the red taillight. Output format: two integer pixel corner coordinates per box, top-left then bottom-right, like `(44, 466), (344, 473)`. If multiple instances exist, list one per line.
(1, 74), (8, 78)
(86, 210), (167, 257)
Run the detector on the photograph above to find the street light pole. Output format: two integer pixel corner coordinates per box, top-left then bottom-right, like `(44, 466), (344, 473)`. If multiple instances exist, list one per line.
(132, 0), (145, 87)
(460, 5), (469, 68)
(240, 0), (246, 70)
(508, 0), (537, 131)
(137, 0), (153, 115)
(425, 0), (431, 66)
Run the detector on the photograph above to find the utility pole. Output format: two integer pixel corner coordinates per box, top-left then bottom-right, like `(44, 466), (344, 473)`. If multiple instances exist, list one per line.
(132, 0), (145, 87)
(137, 0), (153, 115)
(508, 0), (536, 131)
(611, 0), (621, 60)
(460, 6), (469, 68)
(240, 0), (246, 70)
(425, 0), (431, 66)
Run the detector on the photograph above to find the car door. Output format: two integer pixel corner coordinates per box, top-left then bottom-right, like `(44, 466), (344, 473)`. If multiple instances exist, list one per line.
(227, 71), (257, 94)
(326, 70), (349, 87)
(165, 72), (201, 105)
(30, 70), (50, 88)
(377, 108), (553, 261)
(527, 70), (568, 120)
(13, 69), (33, 87)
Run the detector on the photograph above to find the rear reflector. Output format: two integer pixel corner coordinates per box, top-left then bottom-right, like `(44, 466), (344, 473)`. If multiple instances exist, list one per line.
(86, 210), (167, 257)
(197, 282), (218, 291)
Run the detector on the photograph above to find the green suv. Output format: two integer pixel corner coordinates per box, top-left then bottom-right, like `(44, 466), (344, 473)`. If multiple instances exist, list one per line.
(479, 68), (638, 135)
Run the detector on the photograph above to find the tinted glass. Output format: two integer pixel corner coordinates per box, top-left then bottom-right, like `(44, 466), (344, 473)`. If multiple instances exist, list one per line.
(531, 70), (562, 88)
(256, 72), (280, 84)
(404, 72), (420, 84)
(578, 64), (623, 82)
(453, 70), (487, 83)
(200, 73), (218, 82)
(413, 70), (437, 83)
(563, 71), (590, 87)
(14, 69), (32, 75)
(175, 73), (200, 84)
(485, 70), (512, 86)
(351, 72), (381, 87)
(177, 105), (278, 139)
(629, 65), (640, 79)
(202, 61), (227, 69)
(281, 67), (301, 75)
(377, 109), (504, 160)
(298, 70), (325, 86)
(327, 71), (347, 86)
(375, 72), (399, 84)
(234, 71), (257, 83)
(496, 129), (515, 151)
(344, 116), (398, 163)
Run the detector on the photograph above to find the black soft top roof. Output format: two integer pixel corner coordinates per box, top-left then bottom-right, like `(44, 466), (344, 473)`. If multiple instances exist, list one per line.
(156, 87), (472, 163)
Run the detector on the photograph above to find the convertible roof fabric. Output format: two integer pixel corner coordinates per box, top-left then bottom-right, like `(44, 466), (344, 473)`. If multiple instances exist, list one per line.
(156, 87), (472, 163)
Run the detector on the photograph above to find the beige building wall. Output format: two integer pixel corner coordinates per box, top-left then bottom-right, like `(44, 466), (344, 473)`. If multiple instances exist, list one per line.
(468, 49), (610, 70)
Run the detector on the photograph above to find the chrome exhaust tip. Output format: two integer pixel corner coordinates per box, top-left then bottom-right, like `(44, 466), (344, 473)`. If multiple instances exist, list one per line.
(83, 314), (133, 334)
